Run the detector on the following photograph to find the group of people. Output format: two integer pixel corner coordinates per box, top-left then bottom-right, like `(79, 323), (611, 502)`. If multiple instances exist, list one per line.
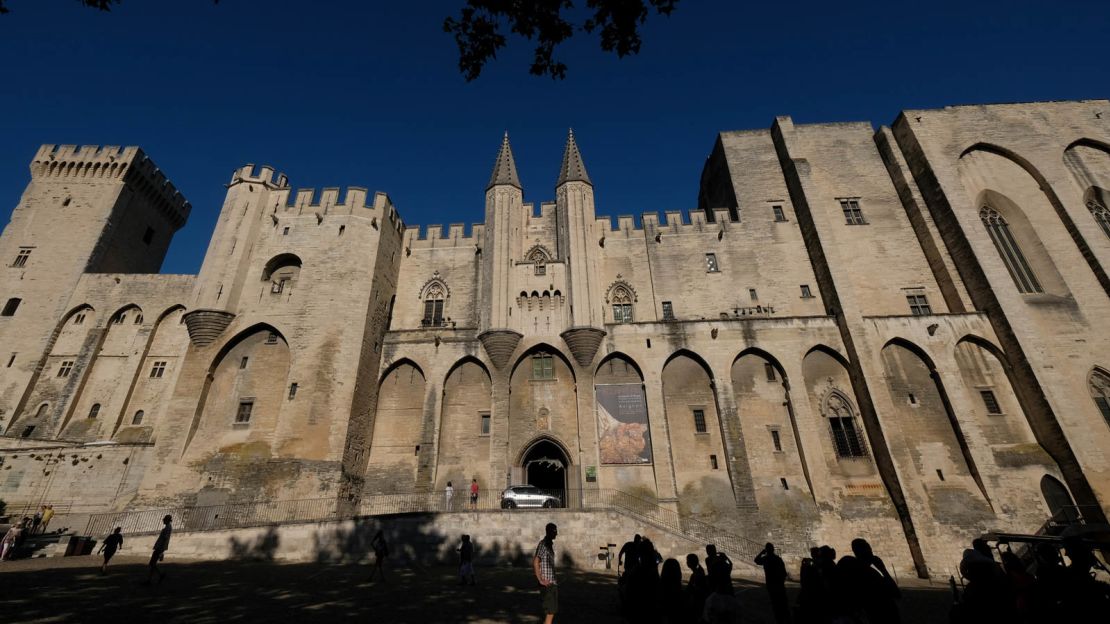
(614, 533), (743, 623)
(948, 537), (1109, 622)
(0, 504), (56, 561)
(444, 479), (481, 511)
(794, 539), (900, 624)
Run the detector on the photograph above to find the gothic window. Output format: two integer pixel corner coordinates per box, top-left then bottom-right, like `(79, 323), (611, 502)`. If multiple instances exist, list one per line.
(88, 403), (100, 419)
(527, 247), (550, 275)
(1089, 199), (1110, 241)
(1091, 369), (1110, 428)
(825, 392), (867, 458)
(532, 353), (555, 380)
(980, 206), (1042, 294)
(840, 199), (866, 225)
(611, 286), (634, 323)
(422, 283), (446, 327)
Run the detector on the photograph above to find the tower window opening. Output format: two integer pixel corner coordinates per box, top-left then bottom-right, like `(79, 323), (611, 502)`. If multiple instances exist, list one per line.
(11, 249), (31, 268)
(840, 198), (866, 225)
(88, 403), (100, 419)
(58, 360), (74, 377)
(149, 361), (167, 378)
(132, 410), (144, 425)
(2, 298), (21, 316)
(771, 429), (782, 452)
(531, 353), (555, 380)
(693, 409), (707, 434)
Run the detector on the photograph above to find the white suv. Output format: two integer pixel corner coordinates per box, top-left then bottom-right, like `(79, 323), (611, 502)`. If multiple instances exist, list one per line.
(500, 485), (562, 509)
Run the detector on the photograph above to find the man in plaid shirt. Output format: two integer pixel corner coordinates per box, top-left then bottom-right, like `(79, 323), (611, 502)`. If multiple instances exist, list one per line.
(533, 522), (559, 622)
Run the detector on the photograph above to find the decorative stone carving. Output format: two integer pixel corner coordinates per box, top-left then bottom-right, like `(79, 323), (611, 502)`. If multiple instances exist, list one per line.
(560, 326), (606, 368)
(478, 329), (523, 369)
(183, 309), (236, 347)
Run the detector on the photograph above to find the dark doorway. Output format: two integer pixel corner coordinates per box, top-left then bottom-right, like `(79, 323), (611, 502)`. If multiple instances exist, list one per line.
(522, 439), (569, 499)
(1040, 474), (1078, 525)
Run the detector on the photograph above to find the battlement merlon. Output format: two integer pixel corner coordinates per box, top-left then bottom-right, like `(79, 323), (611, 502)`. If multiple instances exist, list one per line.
(31, 144), (191, 228)
(405, 223), (485, 249)
(263, 186), (403, 227)
(229, 164), (290, 189)
(594, 208), (729, 235)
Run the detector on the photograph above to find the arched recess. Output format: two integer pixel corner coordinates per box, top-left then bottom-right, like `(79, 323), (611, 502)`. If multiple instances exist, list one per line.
(953, 335), (1041, 446)
(960, 143), (1110, 297)
(594, 353), (653, 493)
(517, 435), (572, 494)
(1040, 474), (1078, 522)
(8, 304), (101, 437)
(183, 324), (292, 456)
(1089, 367), (1110, 428)
(435, 357), (492, 491)
(261, 253), (302, 295)
(365, 359), (427, 493)
(63, 304), (146, 441)
(1082, 187), (1110, 242)
(661, 350), (733, 519)
(114, 305), (190, 442)
(731, 348), (813, 501)
(801, 345), (876, 477)
(880, 338), (993, 510)
(508, 344), (579, 487)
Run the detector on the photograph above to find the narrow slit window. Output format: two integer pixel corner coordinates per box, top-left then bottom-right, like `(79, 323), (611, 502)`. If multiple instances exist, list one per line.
(765, 363), (776, 381)
(240, 356), (249, 369)
(288, 383), (298, 399)
(780, 478), (789, 490)
(709, 455), (719, 470)
(771, 429), (782, 452)
(980, 389), (1002, 415)
(480, 412), (491, 436)
(88, 403), (100, 419)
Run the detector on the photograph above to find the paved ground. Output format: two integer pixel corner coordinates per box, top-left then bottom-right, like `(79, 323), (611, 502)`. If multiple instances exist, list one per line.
(0, 555), (953, 623)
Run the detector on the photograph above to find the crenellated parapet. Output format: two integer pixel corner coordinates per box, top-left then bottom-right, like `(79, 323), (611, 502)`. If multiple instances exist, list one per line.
(260, 186), (406, 232)
(595, 207), (735, 241)
(229, 163), (289, 189)
(31, 144), (191, 228)
(404, 223), (485, 251)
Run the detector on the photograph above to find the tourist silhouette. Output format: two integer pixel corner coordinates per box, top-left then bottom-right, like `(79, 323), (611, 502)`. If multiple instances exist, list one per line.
(369, 529), (389, 583)
(755, 542), (791, 623)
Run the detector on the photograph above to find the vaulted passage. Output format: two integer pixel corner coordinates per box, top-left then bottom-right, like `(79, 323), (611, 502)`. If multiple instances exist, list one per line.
(520, 438), (569, 495)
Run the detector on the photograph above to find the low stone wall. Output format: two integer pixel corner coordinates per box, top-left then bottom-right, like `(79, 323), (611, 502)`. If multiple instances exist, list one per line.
(108, 508), (761, 576)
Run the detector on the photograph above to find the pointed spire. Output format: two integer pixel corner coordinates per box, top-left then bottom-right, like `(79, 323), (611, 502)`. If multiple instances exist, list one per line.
(556, 128), (591, 187)
(487, 131), (522, 191)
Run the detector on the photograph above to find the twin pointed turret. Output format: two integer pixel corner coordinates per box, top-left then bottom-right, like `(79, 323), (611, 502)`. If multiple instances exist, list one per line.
(486, 130), (592, 191)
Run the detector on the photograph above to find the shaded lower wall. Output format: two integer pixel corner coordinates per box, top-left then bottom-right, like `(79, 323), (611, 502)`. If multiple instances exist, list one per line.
(108, 509), (762, 575)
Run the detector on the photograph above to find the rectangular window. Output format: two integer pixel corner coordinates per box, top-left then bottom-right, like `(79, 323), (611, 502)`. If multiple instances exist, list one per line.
(271, 279), (288, 294)
(480, 411), (491, 436)
(134, 314), (143, 325)
(21, 425), (35, 438)
(288, 383), (298, 399)
(693, 409), (707, 434)
(423, 299), (445, 325)
(771, 429), (783, 452)
(266, 332), (278, 344)
(240, 356), (249, 369)
(829, 417), (866, 458)
(149, 361), (167, 378)
(800, 285), (813, 298)
(840, 199), (865, 225)
(780, 478), (789, 490)
(235, 400), (254, 424)
(2, 298), (21, 316)
(282, 226), (290, 235)
(534, 264), (546, 276)
(532, 353), (554, 380)
(765, 363), (776, 381)
(661, 301), (675, 321)
(749, 288), (758, 301)
(88, 404), (100, 419)
(772, 205), (786, 222)
(980, 389), (1002, 415)
(58, 360), (74, 377)
(612, 303), (633, 323)
(705, 253), (719, 273)
(907, 294), (931, 316)
(12, 248), (31, 268)
(709, 455), (719, 470)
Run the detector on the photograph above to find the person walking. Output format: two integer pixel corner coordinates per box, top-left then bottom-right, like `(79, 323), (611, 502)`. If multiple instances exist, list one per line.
(533, 522), (558, 624)
(445, 481), (455, 511)
(1, 521), (23, 561)
(98, 527), (124, 574)
(469, 478), (479, 509)
(755, 542), (791, 624)
(458, 534), (476, 585)
(144, 514), (172, 584)
(30, 508), (43, 534)
(40, 505), (55, 534)
(370, 529), (389, 583)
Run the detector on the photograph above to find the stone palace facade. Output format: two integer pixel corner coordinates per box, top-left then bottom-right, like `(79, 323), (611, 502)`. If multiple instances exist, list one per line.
(1, 100), (1109, 576)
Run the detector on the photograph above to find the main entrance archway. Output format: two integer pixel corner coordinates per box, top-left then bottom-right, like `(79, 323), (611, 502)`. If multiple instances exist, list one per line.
(518, 437), (570, 495)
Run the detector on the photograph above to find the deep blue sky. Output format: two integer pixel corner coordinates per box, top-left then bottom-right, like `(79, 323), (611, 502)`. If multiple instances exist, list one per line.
(0, 1), (1104, 274)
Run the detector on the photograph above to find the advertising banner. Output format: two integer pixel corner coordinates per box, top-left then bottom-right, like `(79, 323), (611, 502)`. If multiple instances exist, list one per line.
(596, 383), (652, 464)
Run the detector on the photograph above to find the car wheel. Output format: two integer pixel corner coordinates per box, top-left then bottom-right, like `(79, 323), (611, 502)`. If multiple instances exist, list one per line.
(542, 500), (555, 508)
(503, 500), (516, 509)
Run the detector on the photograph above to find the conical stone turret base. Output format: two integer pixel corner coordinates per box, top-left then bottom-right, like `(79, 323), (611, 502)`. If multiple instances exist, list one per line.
(560, 326), (606, 368)
(183, 309), (236, 348)
(478, 329), (524, 370)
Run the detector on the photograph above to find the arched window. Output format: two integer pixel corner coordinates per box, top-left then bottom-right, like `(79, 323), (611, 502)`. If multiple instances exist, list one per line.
(35, 403), (48, 419)
(611, 286), (633, 323)
(422, 282), (446, 327)
(980, 206), (1042, 293)
(1088, 199), (1110, 241)
(1091, 368), (1110, 427)
(527, 247), (550, 276)
(88, 403), (100, 419)
(132, 410), (145, 425)
(261, 254), (302, 295)
(824, 391), (867, 458)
